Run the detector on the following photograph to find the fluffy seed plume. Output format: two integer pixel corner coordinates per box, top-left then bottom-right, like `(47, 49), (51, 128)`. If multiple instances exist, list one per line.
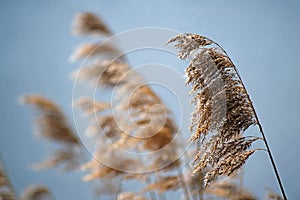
(206, 180), (257, 200)
(21, 95), (81, 171)
(0, 162), (16, 200)
(82, 165), (124, 181)
(168, 33), (259, 185)
(0, 168), (9, 188)
(72, 12), (112, 36)
(32, 149), (81, 172)
(81, 157), (139, 181)
(70, 11), (182, 197)
(117, 192), (146, 200)
(0, 192), (15, 200)
(21, 185), (52, 200)
(143, 176), (181, 194)
(265, 188), (284, 200)
(73, 97), (110, 116)
(20, 95), (79, 144)
(72, 60), (130, 87)
(70, 42), (123, 62)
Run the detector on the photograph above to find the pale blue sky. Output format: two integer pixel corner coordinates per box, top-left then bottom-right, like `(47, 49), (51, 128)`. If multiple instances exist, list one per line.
(0, 0), (300, 199)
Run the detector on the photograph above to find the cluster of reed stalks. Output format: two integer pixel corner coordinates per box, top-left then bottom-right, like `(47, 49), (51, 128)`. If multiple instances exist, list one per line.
(1, 11), (286, 200)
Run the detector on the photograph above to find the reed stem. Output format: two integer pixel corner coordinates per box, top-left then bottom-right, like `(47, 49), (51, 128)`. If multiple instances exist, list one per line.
(215, 41), (287, 200)
(234, 67), (287, 200)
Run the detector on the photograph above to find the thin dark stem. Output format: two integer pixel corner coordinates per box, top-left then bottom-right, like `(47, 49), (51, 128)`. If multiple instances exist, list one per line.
(212, 40), (287, 200)
(256, 123), (287, 200)
(232, 63), (287, 200)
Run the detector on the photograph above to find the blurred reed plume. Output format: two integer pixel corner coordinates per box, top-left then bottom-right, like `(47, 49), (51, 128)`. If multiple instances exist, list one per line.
(167, 34), (259, 183)
(144, 176), (181, 194)
(168, 33), (286, 198)
(15, 11), (285, 200)
(117, 192), (146, 200)
(20, 95), (82, 171)
(21, 185), (52, 200)
(0, 160), (16, 200)
(70, 11), (179, 164)
(72, 12), (112, 36)
(265, 188), (284, 200)
(205, 180), (257, 200)
(69, 12), (187, 199)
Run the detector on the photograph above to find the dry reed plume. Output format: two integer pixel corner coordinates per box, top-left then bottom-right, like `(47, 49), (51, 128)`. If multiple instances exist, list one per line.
(266, 188), (284, 200)
(206, 180), (257, 200)
(20, 95), (81, 171)
(71, 11), (179, 171)
(167, 34), (259, 185)
(168, 33), (286, 199)
(0, 161), (16, 200)
(72, 12), (112, 36)
(15, 11), (286, 200)
(117, 192), (146, 200)
(21, 185), (52, 200)
(144, 176), (181, 194)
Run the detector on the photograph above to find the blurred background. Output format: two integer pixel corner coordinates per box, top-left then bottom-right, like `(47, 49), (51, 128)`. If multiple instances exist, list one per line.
(0, 0), (300, 199)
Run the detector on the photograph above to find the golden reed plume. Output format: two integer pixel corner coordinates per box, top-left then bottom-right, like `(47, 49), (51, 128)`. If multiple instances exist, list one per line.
(18, 11), (285, 200)
(21, 185), (52, 200)
(20, 95), (81, 171)
(0, 160), (16, 200)
(71, 11), (180, 175)
(206, 180), (256, 200)
(72, 12), (112, 36)
(168, 33), (287, 199)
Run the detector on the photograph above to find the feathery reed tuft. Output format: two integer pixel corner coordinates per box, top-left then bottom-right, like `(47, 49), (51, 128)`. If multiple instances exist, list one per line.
(72, 12), (112, 36)
(167, 33), (260, 186)
(0, 192), (15, 200)
(206, 180), (257, 200)
(21, 185), (52, 200)
(20, 95), (81, 171)
(70, 42), (123, 62)
(117, 192), (146, 200)
(71, 60), (130, 87)
(144, 176), (181, 194)
(70, 12), (185, 199)
(17, 10), (287, 200)
(0, 162), (16, 200)
(20, 95), (79, 144)
(266, 189), (284, 200)
(73, 97), (110, 116)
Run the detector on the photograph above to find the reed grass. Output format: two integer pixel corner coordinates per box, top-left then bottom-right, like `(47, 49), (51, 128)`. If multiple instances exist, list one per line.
(10, 12), (286, 200)
(167, 33), (286, 199)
